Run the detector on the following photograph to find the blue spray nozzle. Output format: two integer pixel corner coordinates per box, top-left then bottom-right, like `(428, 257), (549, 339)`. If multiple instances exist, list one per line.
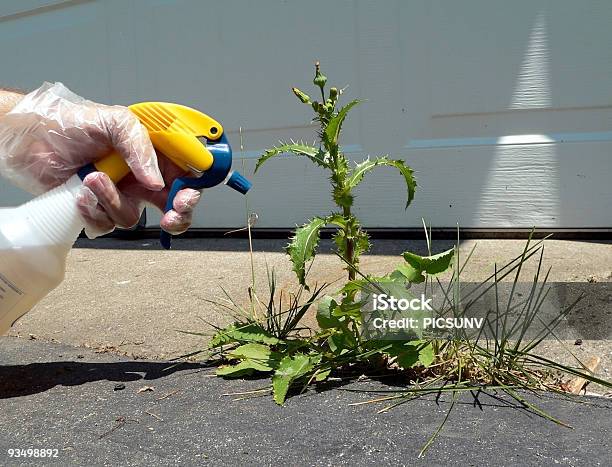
(226, 171), (252, 195)
(160, 133), (252, 250)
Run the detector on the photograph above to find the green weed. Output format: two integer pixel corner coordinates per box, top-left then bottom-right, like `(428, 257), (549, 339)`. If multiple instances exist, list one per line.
(184, 64), (611, 458)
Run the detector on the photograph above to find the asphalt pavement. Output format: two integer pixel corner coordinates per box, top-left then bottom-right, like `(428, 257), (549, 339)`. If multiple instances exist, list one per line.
(1, 337), (611, 466)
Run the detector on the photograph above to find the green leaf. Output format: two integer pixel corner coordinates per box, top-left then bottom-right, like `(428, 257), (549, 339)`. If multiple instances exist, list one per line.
(384, 340), (434, 369)
(209, 323), (282, 348)
(346, 156), (417, 208)
(314, 368), (331, 382)
(316, 295), (360, 353)
(217, 343), (282, 378)
(418, 343), (435, 367)
(287, 217), (327, 286)
(216, 361), (254, 377)
(272, 354), (318, 405)
(328, 333), (356, 354)
(346, 158), (378, 187)
(329, 215), (370, 267)
(227, 343), (272, 361)
(396, 248), (455, 283)
(332, 230), (347, 259)
(216, 359), (273, 378)
(329, 214), (350, 261)
(383, 341), (419, 369)
(340, 278), (382, 300)
(331, 153), (350, 186)
(332, 296), (364, 321)
(396, 348), (420, 369)
(316, 296), (342, 329)
(255, 142), (329, 172)
(406, 248), (455, 275)
(323, 99), (360, 148)
(341, 275), (401, 296)
(391, 264), (426, 284)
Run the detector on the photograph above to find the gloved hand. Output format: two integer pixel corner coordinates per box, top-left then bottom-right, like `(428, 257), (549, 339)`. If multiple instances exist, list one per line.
(0, 82), (201, 238)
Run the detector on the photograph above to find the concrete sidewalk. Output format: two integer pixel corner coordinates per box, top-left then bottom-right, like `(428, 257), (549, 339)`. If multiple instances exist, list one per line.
(7, 238), (612, 357)
(1, 337), (611, 466)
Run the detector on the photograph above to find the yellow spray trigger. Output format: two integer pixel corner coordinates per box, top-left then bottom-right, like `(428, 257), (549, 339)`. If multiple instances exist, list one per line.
(84, 102), (222, 184)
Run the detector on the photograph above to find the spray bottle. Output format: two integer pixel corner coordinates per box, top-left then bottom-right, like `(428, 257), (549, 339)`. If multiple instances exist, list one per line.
(0, 102), (251, 334)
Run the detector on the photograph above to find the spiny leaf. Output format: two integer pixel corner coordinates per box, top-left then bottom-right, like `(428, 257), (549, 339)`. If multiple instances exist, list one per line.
(346, 156), (417, 208)
(323, 99), (360, 148)
(326, 213), (348, 229)
(287, 217), (327, 286)
(255, 142), (329, 172)
(354, 230), (372, 259)
(330, 215), (370, 268)
(332, 152), (351, 184)
(334, 229), (371, 273)
(272, 354), (319, 404)
(332, 185), (353, 209)
(209, 323), (282, 348)
(332, 230), (347, 260)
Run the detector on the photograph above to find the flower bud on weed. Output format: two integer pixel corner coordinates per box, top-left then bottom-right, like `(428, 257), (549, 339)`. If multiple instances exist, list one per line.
(292, 87), (311, 104)
(313, 61), (327, 90)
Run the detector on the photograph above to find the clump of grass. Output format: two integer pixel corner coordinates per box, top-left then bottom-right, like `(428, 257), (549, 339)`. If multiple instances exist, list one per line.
(337, 229), (610, 456)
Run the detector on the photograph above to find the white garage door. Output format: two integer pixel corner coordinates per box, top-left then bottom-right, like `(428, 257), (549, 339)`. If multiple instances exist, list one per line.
(0, 0), (611, 229)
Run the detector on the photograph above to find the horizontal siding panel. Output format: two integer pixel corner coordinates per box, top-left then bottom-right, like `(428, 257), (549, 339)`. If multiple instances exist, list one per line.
(0, 0), (609, 229)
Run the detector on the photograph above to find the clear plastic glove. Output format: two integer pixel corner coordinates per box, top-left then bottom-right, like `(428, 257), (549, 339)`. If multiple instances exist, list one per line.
(0, 82), (201, 238)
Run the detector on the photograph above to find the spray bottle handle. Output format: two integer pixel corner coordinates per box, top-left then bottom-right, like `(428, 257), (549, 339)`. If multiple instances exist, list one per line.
(79, 133), (252, 249)
(75, 103), (251, 248)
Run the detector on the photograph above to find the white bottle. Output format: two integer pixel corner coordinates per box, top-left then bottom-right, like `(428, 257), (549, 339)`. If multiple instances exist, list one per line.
(0, 174), (84, 335)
